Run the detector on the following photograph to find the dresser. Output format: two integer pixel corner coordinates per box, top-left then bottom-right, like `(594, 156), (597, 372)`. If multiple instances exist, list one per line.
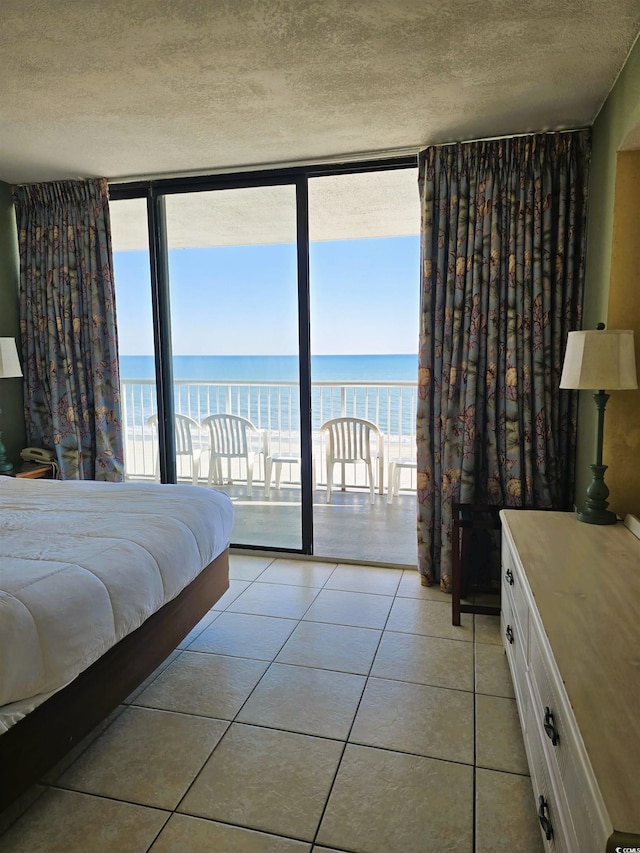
(500, 510), (640, 852)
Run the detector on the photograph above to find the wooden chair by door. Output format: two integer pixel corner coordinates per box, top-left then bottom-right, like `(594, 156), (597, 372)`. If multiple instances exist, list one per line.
(451, 502), (502, 625)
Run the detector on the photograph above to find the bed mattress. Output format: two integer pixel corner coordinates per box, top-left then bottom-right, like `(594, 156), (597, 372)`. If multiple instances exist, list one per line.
(0, 477), (234, 732)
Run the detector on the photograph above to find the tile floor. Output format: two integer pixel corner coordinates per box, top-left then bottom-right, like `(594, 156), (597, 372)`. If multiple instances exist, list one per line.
(0, 555), (544, 853)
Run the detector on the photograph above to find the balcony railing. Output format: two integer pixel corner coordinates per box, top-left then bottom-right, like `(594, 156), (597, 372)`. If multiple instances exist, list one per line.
(121, 378), (417, 494)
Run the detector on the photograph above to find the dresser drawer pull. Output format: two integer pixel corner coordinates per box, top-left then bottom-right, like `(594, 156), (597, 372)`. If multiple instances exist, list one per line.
(538, 796), (553, 841)
(543, 707), (559, 746)
(505, 567), (514, 586)
(505, 625), (514, 644)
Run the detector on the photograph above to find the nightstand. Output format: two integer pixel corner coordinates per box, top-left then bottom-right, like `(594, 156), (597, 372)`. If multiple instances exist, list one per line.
(12, 462), (54, 479)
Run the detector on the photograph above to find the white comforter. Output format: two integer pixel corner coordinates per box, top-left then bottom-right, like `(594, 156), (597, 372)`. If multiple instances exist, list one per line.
(0, 477), (234, 732)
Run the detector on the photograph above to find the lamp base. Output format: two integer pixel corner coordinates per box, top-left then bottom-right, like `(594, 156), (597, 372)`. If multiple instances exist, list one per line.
(0, 430), (13, 474)
(576, 463), (618, 525)
(576, 507), (617, 525)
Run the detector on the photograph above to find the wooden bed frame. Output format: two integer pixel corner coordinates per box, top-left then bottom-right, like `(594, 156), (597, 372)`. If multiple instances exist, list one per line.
(0, 549), (230, 813)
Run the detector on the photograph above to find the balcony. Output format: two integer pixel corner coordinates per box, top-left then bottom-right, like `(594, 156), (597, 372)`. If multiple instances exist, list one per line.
(120, 378), (418, 566)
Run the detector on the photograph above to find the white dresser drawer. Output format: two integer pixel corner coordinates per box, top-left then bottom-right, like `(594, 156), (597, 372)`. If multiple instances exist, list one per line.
(501, 591), (528, 729)
(525, 696), (579, 853)
(502, 535), (530, 657)
(528, 620), (609, 853)
(528, 621), (574, 777)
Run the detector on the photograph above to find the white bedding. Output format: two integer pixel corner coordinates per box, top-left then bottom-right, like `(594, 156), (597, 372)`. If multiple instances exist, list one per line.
(0, 477), (234, 733)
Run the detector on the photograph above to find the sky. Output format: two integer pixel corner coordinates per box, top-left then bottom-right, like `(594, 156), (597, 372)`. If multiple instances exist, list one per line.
(112, 236), (420, 357)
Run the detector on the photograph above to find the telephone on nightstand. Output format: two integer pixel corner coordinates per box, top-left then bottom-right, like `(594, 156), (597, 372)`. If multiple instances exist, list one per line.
(20, 447), (56, 463)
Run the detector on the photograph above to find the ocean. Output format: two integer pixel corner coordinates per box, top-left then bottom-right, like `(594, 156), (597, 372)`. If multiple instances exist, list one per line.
(119, 354), (418, 383)
(119, 354), (418, 436)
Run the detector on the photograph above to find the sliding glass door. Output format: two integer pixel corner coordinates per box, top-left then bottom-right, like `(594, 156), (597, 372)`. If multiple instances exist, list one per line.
(163, 185), (303, 549)
(110, 157), (419, 563)
(308, 169), (420, 564)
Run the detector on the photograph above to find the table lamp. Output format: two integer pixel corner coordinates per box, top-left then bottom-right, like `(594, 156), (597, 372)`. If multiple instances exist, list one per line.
(560, 324), (638, 524)
(0, 337), (23, 474)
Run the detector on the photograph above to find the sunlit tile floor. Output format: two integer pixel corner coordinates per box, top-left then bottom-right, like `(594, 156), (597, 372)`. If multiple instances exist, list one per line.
(0, 555), (544, 853)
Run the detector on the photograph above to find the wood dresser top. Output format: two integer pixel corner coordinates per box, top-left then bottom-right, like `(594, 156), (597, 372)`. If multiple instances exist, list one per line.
(501, 510), (640, 835)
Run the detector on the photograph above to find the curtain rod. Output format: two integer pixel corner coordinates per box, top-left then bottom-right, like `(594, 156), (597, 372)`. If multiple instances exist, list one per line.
(110, 126), (590, 185)
(429, 126), (591, 150)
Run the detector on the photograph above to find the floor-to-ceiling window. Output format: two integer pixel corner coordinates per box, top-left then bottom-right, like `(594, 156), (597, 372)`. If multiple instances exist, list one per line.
(110, 197), (159, 482)
(110, 158), (418, 564)
(308, 169), (420, 564)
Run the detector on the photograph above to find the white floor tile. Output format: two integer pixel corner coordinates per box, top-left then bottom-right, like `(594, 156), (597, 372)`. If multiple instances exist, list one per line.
(349, 677), (474, 764)
(133, 651), (269, 719)
(179, 723), (342, 842)
(317, 744), (473, 853)
(371, 630), (474, 691)
(227, 582), (319, 619)
(275, 620), (381, 674)
(212, 580), (252, 610)
(0, 789), (169, 853)
(476, 768), (544, 852)
(228, 554), (274, 581)
(150, 813), (311, 852)
(188, 611), (297, 660)
(326, 564), (402, 595)
(396, 570), (450, 600)
(385, 596), (472, 640)
(57, 707), (227, 809)
(257, 559), (336, 588)
(303, 588), (393, 629)
(476, 694), (529, 775)
(237, 663), (366, 739)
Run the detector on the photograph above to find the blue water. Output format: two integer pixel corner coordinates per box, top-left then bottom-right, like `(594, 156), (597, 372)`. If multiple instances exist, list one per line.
(119, 354), (418, 435)
(120, 354), (417, 382)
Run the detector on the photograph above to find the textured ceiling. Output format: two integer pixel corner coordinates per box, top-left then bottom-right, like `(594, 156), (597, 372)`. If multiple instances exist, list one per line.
(1, 0), (640, 186)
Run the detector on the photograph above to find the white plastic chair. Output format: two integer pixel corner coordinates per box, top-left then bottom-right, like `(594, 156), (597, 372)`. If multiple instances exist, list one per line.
(264, 451), (316, 497)
(265, 453), (299, 496)
(147, 413), (202, 485)
(201, 414), (260, 496)
(320, 417), (384, 505)
(387, 456), (417, 504)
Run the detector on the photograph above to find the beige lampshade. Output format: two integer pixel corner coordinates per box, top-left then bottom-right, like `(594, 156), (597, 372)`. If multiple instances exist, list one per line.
(0, 337), (22, 379)
(560, 329), (638, 391)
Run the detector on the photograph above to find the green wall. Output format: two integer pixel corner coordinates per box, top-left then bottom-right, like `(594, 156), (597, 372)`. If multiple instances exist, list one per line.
(0, 180), (25, 463)
(576, 38), (640, 509)
(604, 151), (640, 518)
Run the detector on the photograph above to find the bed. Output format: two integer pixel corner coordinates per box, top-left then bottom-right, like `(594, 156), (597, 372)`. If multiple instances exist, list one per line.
(0, 475), (234, 812)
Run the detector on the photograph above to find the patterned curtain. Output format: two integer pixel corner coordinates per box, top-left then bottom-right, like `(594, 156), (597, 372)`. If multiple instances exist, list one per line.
(13, 178), (124, 481)
(417, 131), (590, 589)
